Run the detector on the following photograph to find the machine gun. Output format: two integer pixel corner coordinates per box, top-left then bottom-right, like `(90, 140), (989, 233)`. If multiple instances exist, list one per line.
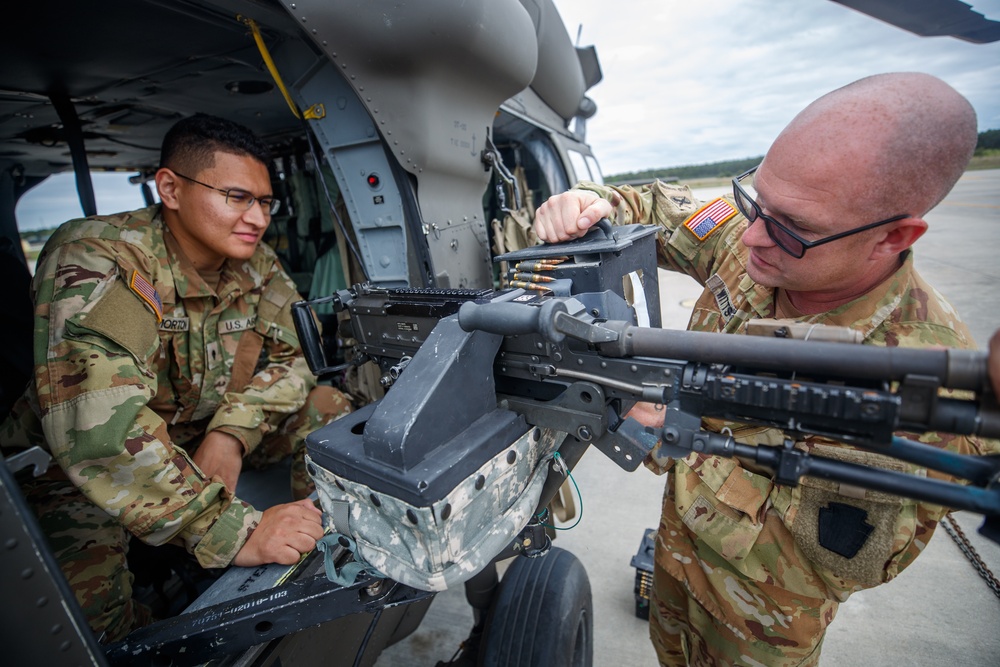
(292, 223), (1000, 597)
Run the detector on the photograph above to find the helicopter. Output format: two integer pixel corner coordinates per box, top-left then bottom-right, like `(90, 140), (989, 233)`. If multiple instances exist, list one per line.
(1, 1), (997, 666)
(1, 1), (603, 665)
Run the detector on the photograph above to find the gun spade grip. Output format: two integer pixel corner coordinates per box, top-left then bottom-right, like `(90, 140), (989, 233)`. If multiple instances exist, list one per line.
(458, 301), (540, 335)
(596, 217), (616, 239)
(291, 300), (327, 375)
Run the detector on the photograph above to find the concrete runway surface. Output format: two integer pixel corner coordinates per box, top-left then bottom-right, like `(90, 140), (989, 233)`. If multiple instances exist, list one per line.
(377, 169), (1000, 667)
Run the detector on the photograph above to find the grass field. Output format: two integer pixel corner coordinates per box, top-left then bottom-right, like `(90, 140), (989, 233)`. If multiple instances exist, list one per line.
(968, 149), (1000, 170)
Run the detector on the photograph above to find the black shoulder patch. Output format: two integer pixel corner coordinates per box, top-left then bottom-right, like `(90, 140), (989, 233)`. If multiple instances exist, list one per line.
(818, 502), (874, 559)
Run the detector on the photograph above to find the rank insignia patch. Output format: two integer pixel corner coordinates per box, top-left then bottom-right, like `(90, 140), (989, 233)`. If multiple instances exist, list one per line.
(129, 270), (163, 322)
(682, 198), (738, 241)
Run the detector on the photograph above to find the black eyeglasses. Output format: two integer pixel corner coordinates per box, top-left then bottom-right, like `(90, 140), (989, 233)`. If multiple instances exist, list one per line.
(173, 171), (281, 216)
(732, 165), (908, 259)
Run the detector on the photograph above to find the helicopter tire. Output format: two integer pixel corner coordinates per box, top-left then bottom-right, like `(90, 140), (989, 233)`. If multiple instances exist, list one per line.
(478, 547), (593, 667)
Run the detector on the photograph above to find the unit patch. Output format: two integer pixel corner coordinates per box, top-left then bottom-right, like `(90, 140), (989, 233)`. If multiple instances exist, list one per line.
(682, 198), (737, 241)
(129, 270), (163, 322)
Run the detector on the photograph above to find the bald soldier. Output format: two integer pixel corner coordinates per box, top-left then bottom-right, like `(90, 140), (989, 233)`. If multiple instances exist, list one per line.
(1, 114), (351, 642)
(534, 73), (995, 665)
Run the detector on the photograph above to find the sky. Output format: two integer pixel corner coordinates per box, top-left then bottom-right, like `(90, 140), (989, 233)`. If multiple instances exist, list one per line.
(16, 0), (1000, 230)
(551, 0), (1000, 176)
(17, 172), (155, 234)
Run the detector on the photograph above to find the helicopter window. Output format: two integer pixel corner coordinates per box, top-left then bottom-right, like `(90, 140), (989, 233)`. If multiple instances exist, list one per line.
(585, 154), (604, 186)
(15, 172), (153, 272)
(523, 135), (569, 199)
(566, 149), (593, 185)
(485, 130), (568, 223)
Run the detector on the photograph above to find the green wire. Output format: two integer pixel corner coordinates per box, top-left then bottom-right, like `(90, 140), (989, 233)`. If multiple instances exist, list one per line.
(539, 452), (583, 530)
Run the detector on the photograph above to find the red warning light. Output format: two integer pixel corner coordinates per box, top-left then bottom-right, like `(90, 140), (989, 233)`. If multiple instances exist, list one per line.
(367, 173), (380, 188)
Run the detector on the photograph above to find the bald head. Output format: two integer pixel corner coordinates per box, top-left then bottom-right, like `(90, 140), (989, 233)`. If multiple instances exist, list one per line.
(767, 73), (977, 218)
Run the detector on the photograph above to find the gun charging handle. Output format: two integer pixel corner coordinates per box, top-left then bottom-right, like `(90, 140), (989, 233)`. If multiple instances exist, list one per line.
(459, 299), (568, 343)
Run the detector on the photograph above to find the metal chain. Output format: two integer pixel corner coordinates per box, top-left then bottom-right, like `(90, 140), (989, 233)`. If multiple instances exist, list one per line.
(941, 514), (1000, 600)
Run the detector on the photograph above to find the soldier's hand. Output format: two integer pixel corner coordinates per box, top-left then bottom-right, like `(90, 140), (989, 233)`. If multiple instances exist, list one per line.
(233, 499), (324, 567)
(534, 190), (615, 243)
(193, 431), (244, 491)
(627, 401), (666, 428)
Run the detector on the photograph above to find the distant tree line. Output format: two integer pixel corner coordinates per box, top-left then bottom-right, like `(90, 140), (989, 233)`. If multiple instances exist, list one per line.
(20, 229), (53, 245)
(605, 157), (763, 185)
(606, 129), (999, 184)
(976, 129), (1000, 153)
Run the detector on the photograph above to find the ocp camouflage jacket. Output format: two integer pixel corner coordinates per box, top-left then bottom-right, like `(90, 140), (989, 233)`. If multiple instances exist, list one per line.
(577, 179), (991, 605)
(2, 205), (315, 568)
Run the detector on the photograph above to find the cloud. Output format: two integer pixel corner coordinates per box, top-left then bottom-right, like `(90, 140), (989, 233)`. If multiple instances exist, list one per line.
(552, 0), (1000, 175)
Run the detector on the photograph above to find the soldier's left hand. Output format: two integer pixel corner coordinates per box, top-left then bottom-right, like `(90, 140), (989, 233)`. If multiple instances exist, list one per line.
(627, 401), (666, 428)
(193, 431), (245, 491)
(233, 499), (324, 567)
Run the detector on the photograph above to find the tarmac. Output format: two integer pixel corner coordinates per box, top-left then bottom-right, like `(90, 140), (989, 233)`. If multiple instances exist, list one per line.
(376, 169), (1000, 666)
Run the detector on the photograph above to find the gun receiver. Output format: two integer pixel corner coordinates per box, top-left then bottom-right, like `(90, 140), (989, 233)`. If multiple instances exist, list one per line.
(295, 224), (1000, 591)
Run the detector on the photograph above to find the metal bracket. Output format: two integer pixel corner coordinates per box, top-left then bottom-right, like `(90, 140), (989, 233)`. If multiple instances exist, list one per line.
(501, 381), (607, 444)
(5, 446), (51, 477)
(898, 374), (941, 426)
(593, 416), (658, 472)
(481, 131), (521, 213)
(772, 437), (809, 486)
(513, 512), (552, 558)
(1, 455), (108, 667)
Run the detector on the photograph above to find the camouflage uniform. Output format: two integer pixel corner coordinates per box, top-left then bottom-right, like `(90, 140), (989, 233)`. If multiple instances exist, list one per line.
(575, 180), (994, 666)
(0, 205), (351, 642)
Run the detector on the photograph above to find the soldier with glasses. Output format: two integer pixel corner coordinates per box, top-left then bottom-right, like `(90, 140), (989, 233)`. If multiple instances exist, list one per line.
(1, 113), (351, 642)
(533, 72), (996, 665)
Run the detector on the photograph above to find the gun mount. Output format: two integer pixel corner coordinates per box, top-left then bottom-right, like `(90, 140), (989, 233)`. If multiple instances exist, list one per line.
(293, 223), (1000, 596)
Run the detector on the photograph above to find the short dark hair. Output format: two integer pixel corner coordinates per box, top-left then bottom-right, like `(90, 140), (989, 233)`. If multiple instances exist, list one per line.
(159, 113), (271, 175)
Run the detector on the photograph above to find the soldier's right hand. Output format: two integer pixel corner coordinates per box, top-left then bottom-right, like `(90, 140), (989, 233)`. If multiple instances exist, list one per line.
(233, 499), (324, 567)
(534, 190), (615, 243)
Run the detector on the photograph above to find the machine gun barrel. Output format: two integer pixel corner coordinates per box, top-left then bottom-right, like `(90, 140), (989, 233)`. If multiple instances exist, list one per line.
(611, 326), (988, 392)
(611, 325), (1000, 438)
(458, 300), (989, 391)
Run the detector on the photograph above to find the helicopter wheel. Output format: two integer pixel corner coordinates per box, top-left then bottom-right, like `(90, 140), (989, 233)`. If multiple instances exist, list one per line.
(478, 547), (593, 667)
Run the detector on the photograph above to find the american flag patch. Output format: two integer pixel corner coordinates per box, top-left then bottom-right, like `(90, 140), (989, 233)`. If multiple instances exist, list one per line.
(682, 198), (738, 241)
(129, 270), (163, 322)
